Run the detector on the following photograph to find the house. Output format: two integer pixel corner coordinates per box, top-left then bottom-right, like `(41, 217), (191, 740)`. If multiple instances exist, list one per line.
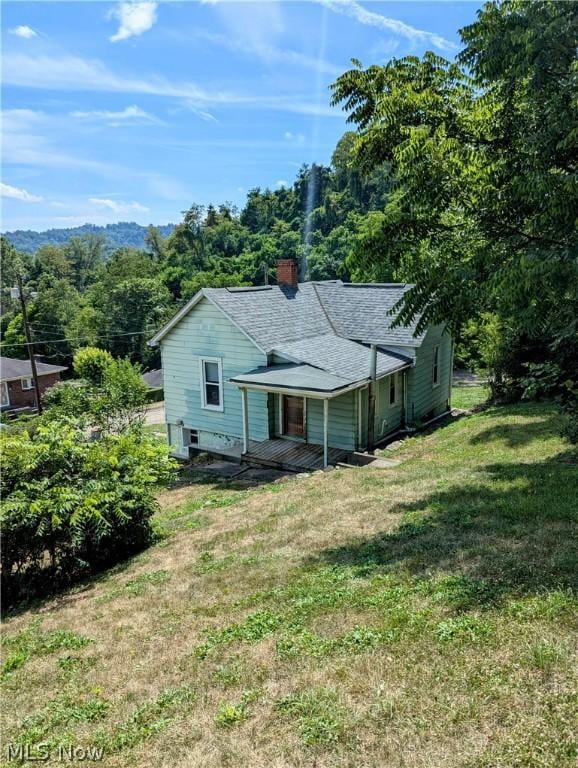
(0, 356), (68, 412)
(150, 260), (453, 470)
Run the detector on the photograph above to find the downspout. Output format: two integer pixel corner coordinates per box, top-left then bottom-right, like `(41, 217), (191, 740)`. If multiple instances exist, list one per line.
(367, 344), (377, 451)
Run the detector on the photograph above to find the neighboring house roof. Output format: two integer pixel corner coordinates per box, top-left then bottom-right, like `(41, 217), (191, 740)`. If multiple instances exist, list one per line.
(0, 356), (67, 382)
(142, 368), (163, 388)
(150, 280), (425, 352)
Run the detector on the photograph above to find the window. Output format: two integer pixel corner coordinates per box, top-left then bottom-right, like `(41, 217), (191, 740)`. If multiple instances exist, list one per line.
(432, 346), (440, 387)
(200, 357), (223, 411)
(389, 373), (397, 405)
(182, 428), (199, 446)
(21, 377), (34, 390)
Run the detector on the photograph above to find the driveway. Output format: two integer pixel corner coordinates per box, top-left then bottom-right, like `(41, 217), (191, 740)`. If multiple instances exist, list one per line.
(145, 401), (165, 426)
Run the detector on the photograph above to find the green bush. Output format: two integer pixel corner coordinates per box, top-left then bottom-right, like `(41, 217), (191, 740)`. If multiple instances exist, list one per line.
(0, 418), (176, 607)
(45, 351), (150, 435)
(73, 347), (114, 384)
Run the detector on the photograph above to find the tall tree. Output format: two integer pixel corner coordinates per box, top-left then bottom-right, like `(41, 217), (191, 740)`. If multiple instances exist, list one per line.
(331, 0), (577, 435)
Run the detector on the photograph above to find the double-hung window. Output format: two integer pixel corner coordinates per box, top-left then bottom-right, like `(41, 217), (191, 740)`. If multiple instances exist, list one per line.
(432, 346), (440, 387)
(200, 357), (223, 411)
(21, 377), (34, 391)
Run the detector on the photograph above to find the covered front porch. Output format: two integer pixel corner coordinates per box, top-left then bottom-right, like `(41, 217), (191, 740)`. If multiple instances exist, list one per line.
(244, 438), (349, 472)
(231, 362), (361, 469)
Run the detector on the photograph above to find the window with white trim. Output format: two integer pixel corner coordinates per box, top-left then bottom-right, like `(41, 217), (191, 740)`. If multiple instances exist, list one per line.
(389, 373), (397, 405)
(432, 346), (440, 387)
(200, 357), (223, 411)
(21, 377), (34, 391)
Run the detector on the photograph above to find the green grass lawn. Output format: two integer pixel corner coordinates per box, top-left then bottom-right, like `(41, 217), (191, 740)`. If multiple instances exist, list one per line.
(452, 383), (489, 410)
(2, 402), (577, 768)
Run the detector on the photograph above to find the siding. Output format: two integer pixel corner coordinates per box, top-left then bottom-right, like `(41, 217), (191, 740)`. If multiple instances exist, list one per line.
(374, 372), (404, 439)
(307, 391), (357, 451)
(161, 298), (269, 452)
(271, 391), (357, 452)
(406, 325), (452, 423)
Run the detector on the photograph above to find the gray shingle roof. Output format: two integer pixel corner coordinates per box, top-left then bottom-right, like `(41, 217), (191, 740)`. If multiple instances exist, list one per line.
(204, 283), (333, 350)
(273, 334), (409, 381)
(142, 369), (163, 388)
(150, 279), (427, 392)
(313, 283), (425, 346)
(203, 280), (424, 351)
(0, 356), (67, 382)
(231, 363), (351, 393)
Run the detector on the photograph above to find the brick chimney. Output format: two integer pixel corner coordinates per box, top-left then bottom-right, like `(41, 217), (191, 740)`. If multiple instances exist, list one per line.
(276, 259), (299, 288)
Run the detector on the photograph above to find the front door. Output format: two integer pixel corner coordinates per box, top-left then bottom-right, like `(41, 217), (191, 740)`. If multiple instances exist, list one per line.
(283, 395), (305, 438)
(1, 382), (9, 408)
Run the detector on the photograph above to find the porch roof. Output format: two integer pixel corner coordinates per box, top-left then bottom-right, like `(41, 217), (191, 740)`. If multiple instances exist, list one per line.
(230, 363), (352, 395)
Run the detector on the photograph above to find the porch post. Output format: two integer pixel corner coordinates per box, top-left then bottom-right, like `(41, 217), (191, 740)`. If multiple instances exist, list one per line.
(241, 387), (249, 454)
(323, 398), (329, 468)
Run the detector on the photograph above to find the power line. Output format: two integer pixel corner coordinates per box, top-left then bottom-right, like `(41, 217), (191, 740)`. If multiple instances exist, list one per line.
(0, 328), (156, 348)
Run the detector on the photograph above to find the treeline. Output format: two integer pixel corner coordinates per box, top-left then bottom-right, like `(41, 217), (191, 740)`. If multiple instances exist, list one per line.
(0, 134), (391, 371)
(3, 222), (175, 255)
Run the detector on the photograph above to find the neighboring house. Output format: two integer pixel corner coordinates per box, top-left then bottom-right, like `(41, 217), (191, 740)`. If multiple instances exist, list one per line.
(0, 356), (68, 412)
(150, 260), (453, 469)
(142, 369), (163, 389)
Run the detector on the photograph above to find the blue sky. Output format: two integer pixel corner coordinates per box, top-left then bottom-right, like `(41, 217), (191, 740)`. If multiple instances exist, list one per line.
(1, 0), (479, 232)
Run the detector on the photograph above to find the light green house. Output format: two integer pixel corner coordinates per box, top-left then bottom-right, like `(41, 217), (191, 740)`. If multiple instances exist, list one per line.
(149, 260), (453, 470)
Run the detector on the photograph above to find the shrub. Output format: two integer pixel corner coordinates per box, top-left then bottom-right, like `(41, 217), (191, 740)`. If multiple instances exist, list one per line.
(45, 353), (149, 435)
(73, 347), (114, 384)
(0, 418), (176, 606)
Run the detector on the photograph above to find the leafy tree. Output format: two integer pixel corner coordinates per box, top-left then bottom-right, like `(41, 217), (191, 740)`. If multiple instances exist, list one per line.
(47, 348), (149, 434)
(331, 0), (578, 437)
(181, 270), (247, 298)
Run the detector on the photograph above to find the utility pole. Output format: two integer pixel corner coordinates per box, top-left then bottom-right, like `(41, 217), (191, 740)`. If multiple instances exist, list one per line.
(16, 274), (43, 414)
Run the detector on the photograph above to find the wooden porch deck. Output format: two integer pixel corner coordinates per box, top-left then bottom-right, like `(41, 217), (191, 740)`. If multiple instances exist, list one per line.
(244, 439), (349, 471)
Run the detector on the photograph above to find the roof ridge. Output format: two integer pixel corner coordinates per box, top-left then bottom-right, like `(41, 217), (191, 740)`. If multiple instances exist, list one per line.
(311, 282), (338, 335)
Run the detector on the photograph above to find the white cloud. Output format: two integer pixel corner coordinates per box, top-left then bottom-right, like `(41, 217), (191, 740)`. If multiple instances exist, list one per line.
(109, 1), (157, 43)
(9, 25), (38, 39)
(70, 105), (161, 124)
(1, 182), (43, 202)
(320, 0), (458, 53)
(89, 197), (149, 214)
(2, 53), (342, 118)
(275, 179), (289, 188)
(284, 131), (306, 144)
(192, 29), (342, 76)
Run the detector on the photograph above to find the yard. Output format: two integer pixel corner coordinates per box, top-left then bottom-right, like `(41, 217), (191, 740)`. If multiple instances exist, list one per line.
(2, 400), (577, 767)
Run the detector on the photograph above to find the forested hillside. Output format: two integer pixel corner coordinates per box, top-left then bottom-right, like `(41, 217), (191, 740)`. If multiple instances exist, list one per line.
(0, 133), (391, 372)
(3, 222), (175, 255)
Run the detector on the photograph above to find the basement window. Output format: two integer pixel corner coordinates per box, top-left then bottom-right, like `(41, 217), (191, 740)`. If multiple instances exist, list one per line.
(183, 428), (199, 447)
(200, 357), (223, 411)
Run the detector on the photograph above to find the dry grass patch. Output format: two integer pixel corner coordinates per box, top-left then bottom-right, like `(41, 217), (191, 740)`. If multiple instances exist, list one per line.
(2, 402), (577, 767)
